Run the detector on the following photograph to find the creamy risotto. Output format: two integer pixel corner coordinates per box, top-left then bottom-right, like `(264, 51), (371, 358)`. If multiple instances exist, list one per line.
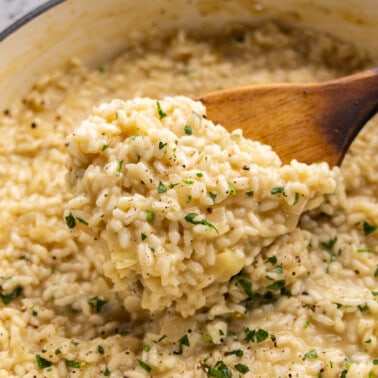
(0, 22), (377, 378)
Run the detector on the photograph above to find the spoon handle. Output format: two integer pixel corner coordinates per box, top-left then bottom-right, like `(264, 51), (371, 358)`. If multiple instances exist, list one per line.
(198, 67), (378, 166)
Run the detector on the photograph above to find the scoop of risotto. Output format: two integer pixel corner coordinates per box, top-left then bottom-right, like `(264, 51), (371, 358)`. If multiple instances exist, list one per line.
(65, 96), (336, 316)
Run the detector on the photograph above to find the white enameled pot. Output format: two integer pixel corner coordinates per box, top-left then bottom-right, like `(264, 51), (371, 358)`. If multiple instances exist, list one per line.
(0, 0), (377, 110)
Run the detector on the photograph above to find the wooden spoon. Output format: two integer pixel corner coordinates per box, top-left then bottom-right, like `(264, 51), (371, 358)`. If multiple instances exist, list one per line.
(197, 68), (378, 166)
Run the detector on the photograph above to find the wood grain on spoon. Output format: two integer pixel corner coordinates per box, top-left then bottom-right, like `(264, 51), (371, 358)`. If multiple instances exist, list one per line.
(197, 68), (378, 166)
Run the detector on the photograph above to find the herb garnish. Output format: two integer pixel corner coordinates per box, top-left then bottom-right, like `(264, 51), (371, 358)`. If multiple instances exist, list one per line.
(182, 179), (195, 184)
(228, 182), (236, 195)
(196, 172), (204, 177)
(266, 279), (286, 291)
(267, 256), (277, 265)
(0, 286), (22, 304)
(77, 217), (89, 226)
(104, 366), (111, 376)
(208, 192), (217, 202)
(36, 355), (52, 369)
(225, 349), (243, 357)
(202, 360), (232, 378)
(177, 334), (190, 354)
(156, 101), (167, 119)
(293, 192), (300, 205)
(88, 296), (107, 313)
(102, 144), (109, 151)
(245, 191), (254, 197)
(184, 213), (218, 233)
(137, 359), (152, 372)
(146, 210), (155, 222)
(55, 348), (61, 355)
(202, 334), (213, 343)
(65, 213), (76, 229)
(236, 276), (253, 299)
(244, 327), (269, 343)
(158, 141), (167, 149)
(271, 186), (285, 195)
(141, 233), (147, 241)
(321, 237), (337, 251)
(363, 221), (378, 235)
(115, 160), (124, 176)
(234, 363), (249, 374)
(184, 125), (193, 135)
(157, 181), (167, 193)
(97, 345), (105, 354)
(66, 360), (81, 368)
(302, 349), (318, 360)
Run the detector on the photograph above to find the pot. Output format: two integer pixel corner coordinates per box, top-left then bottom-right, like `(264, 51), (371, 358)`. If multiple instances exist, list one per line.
(0, 0), (377, 110)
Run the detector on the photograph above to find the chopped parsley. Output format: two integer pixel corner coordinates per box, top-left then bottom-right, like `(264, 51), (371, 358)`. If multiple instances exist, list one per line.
(293, 192), (300, 205)
(245, 190), (254, 197)
(363, 221), (378, 235)
(372, 291), (378, 296)
(225, 349), (243, 357)
(266, 279), (286, 291)
(375, 268), (378, 277)
(54, 348), (61, 355)
(32, 309), (38, 316)
(87, 296), (107, 313)
(157, 334), (167, 342)
(146, 210), (155, 222)
(186, 195), (192, 203)
(182, 179), (195, 184)
(184, 125), (193, 135)
(97, 345), (105, 354)
(0, 286), (22, 304)
(275, 266), (283, 274)
(202, 334), (213, 343)
(236, 276), (253, 299)
(234, 364), (249, 374)
(156, 101), (167, 119)
(358, 303), (369, 312)
(115, 160), (124, 176)
(357, 248), (372, 253)
(373, 359), (378, 365)
(158, 141), (167, 149)
(157, 181), (167, 193)
(66, 360), (81, 368)
(267, 256), (277, 265)
(65, 213), (76, 229)
(228, 182), (236, 195)
(184, 213), (218, 233)
(104, 366), (111, 376)
(77, 217), (89, 226)
(202, 360), (232, 378)
(244, 327), (269, 343)
(177, 334), (190, 354)
(137, 359), (151, 372)
(196, 172), (204, 177)
(143, 342), (151, 352)
(271, 186), (285, 195)
(321, 236), (337, 252)
(302, 349), (318, 360)
(303, 321), (310, 329)
(141, 233), (147, 241)
(36, 354), (52, 369)
(208, 192), (217, 202)
(102, 144), (109, 151)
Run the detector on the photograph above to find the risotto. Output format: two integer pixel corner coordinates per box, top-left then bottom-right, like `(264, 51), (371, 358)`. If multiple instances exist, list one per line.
(0, 21), (377, 378)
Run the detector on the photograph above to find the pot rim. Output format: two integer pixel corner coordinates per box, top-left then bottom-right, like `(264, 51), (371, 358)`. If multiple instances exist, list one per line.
(0, 0), (66, 42)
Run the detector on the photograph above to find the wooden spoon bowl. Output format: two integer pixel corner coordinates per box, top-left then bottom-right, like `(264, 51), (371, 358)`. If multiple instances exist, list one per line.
(197, 68), (378, 166)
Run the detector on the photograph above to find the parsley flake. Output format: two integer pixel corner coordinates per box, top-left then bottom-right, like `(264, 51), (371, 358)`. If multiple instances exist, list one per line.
(98, 345), (105, 354)
(177, 334), (190, 354)
(184, 125), (193, 135)
(157, 181), (167, 193)
(302, 349), (318, 360)
(137, 359), (151, 372)
(115, 160), (124, 176)
(146, 210), (155, 222)
(0, 286), (22, 304)
(271, 186), (285, 195)
(156, 101), (167, 120)
(65, 213), (76, 229)
(208, 192), (217, 202)
(36, 355), (52, 369)
(158, 141), (167, 149)
(88, 296), (107, 313)
(363, 221), (378, 235)
(66, 360), (81, 368)
(184, 213), (218, 233)
(234, 363), (249, 374)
